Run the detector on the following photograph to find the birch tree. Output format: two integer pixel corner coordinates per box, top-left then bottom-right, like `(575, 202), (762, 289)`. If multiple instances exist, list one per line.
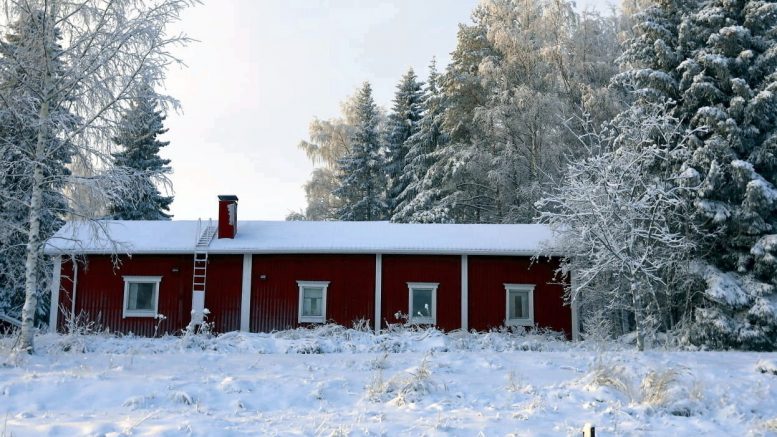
(0, 0), (194, 353)
(295, 93), (359, 220)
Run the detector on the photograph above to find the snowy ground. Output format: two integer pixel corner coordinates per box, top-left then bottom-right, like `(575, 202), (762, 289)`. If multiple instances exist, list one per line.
(1, 327), (776, 436)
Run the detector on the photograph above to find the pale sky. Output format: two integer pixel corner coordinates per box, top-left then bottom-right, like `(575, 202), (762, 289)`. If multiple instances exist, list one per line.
(163, 0), (616, 221)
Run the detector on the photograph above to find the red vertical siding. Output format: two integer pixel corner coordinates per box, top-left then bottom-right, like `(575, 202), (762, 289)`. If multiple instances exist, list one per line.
(55, 257), (76, 331)
(51, 251), (569, 338)
(468, 256), (570, 337)
(61, 255), (193, 336)
(250, 254), (375, 332)
(381, 255), (460, 331)
(202, 255), (243, 333)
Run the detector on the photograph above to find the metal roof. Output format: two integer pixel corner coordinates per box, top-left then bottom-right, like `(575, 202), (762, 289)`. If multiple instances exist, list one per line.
(44, 220), (558, 256)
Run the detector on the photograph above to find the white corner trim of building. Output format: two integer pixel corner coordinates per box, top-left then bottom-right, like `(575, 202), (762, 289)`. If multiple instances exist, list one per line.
(240, 254), (252, 332)
(48, 255), (62, 332)
(461, 254), (468, 331)
(374, 254), (382, 333)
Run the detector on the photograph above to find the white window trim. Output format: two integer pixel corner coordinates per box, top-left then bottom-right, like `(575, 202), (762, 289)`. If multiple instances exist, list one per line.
(407, 282), (438, 325)
(297, 280), (330, 324)
(504, 283), (535, 327)
(122, 276), (162, 318)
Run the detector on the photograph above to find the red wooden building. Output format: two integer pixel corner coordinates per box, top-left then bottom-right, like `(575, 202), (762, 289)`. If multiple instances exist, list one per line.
(45, 196), (577, 338)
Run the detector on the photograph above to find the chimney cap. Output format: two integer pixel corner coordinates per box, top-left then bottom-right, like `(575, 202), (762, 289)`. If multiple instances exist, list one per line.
(218, 195), (239, 201)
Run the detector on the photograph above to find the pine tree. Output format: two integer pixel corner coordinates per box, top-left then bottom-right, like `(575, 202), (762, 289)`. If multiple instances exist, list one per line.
(674, 0), (777, 350)
(0, 9), (73, 320)
(392, 59), (447, 222)
(109, 84), (173, 220)
(385, 68), (424, 214)
(334, 82), (387, 221)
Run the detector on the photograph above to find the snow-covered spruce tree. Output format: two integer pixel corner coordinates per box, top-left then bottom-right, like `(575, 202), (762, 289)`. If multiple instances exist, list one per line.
(613, 0), (693, 104)
(334, 82), (388, 221)
(428, 18), (495, 223)
(385, 68), (423, 215)
(109, 83), (173, 220)
(392, 59), (448, 223)
(0, 10), (73, 320)
(673, 0), (777, 350)
(537, 100), (701, 351)
(0, 0), (192, 353)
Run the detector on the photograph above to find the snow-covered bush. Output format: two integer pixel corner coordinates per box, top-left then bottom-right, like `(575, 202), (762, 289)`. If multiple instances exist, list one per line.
(585, 356), (634, 402)
(538, 100), (702, 350)
(56, 310), (110, 353)
(366, 353), (438, 406)
(583, 357), (703, 416)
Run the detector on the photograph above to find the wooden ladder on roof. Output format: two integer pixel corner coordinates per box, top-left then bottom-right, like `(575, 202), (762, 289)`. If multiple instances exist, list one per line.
(191, 219), (217, 326)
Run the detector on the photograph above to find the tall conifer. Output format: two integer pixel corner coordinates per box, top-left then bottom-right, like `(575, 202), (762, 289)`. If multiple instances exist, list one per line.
(109, 84), (173, 220)
(334, 82), (387, 221)
(385, 69), (424, 214)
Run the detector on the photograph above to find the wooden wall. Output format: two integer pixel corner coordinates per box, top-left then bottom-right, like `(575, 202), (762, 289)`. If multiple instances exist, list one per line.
(52, 253), (572, 337)
(250, 254), (375, 332)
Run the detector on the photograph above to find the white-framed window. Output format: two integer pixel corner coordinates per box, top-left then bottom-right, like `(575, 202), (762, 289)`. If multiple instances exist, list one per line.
(122, 276), (162, 318)
(297, 280), (329, 323)
(407, 282), (438, 325)
(504, 283), (535, 326)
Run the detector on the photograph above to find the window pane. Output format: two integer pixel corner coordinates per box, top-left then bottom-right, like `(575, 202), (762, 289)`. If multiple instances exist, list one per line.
(509, 290), (528, 319)
(302, 287), (323, 317)
(128, 282), (155, 311)
(412, 288), (433, 318)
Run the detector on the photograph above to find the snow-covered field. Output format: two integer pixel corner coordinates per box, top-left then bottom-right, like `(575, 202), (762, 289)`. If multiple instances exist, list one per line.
(1, 327), (776, 436)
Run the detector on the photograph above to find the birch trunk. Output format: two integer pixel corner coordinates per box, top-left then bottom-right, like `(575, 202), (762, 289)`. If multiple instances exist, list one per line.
(19, 99), (50, 353)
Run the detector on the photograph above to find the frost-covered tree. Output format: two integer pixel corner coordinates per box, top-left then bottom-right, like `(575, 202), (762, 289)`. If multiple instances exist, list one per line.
(429, 17), (495, 223)
(295, 93), (360, 220)
(334, 82), (388, 221)
(612, 0), (777, 350)
(673, 0), (777, 350)
(300, 168), (341, 221)
(613, 0), (695, 103)
(427, 0), (621, 223)
(392, 59), (448, 223)
(385, 68), (423, 214)
(0, 0), (193, 353)
(0, 9), (73, 321)
(538, 100), (701, 351)
(110, 83), (173, 220)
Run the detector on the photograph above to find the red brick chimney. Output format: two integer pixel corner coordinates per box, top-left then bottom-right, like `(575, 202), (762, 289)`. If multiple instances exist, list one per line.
(218, 195), (238, 239)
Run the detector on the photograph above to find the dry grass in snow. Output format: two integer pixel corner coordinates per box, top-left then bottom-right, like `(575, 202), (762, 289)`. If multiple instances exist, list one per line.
(0, 326), (775, 436)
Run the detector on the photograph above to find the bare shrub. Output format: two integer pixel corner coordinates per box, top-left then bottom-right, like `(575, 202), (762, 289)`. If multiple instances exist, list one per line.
(365, 354), (438, 406)
(586, 356), (634, 401)
(581, 309), (614, 349)
(763, 418), (777, 431)
(392, 355), (435, 406)
(640, 369), (680, 406)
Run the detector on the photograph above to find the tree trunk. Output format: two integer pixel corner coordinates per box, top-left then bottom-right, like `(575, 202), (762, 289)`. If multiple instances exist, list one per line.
(631, 287), (645, 352)
(18, 99), (50, 353)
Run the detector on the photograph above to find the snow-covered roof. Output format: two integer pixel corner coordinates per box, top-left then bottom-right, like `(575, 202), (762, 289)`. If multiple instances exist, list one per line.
(44, 220), (557, 256)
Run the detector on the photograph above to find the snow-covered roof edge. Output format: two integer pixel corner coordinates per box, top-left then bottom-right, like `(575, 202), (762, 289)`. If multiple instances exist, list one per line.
(44, 220), (562, 257)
